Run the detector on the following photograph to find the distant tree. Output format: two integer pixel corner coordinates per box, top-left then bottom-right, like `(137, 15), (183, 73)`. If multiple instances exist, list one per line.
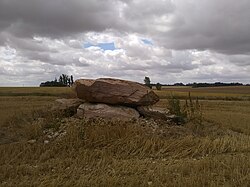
(40, 74), (74, 87)
(59, 76), (63, 83)
(156, 83), (162, 90)
(174, 83), (185, 86)
(62, 74), (67, 86)
(144, 76), (152, 89)
(192, 82), (198, 88)
(40, 81), (65, 87)
(68, 78), (71, 86)
(70, 75), (74, 86)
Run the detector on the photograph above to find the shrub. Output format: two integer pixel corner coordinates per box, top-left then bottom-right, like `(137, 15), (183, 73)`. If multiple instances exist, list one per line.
(167, 94), (187, 124)
(167, 92), (203, 125)
(183, 92), (203, 125)
(156, 83), (162, 90)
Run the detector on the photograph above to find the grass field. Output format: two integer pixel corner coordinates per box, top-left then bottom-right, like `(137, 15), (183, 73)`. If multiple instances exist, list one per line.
(0, 86), (250, 186)
(155, 86), (250, 101)
(0, 87), (75, 97)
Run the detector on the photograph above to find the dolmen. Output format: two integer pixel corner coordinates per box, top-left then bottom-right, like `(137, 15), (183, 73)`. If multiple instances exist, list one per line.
(54, 78), (180, 123)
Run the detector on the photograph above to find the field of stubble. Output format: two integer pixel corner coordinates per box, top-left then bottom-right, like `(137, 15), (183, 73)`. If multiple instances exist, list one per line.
(0, 86), (250, 187)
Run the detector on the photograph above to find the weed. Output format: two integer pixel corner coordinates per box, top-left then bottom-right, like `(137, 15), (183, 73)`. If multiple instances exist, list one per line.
(167, 93), (187, 123)
(184, 92), (203, 124)
(167, 92), (203, 125)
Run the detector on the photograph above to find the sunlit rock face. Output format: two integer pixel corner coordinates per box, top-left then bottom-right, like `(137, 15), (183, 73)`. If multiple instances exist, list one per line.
(74, 78), (159, 107)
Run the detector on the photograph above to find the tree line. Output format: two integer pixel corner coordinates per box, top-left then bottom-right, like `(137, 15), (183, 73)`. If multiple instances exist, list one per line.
(40, 74), (74, 87)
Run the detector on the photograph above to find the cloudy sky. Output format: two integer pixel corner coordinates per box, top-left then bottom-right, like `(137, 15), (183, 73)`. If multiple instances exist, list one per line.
(0, 0), (250, 86)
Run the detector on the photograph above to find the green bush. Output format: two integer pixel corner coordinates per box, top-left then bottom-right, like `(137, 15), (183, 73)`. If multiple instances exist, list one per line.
(167, 94), (187, 124)
(167, 92), (203, 125)
(156, 83), (162, 90)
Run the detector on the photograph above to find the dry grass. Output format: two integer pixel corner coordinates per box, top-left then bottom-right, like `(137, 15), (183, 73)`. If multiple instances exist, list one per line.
(201, 100), (250, 135)
(1, 118), (250, 187)
(160, 86), (250, 94)
(0, 96), (55, 125)
(155, 86), (250, 101)
(0, 87), (75, 127)
(0, 87), (250, 186)
(0, 87), (75, 97)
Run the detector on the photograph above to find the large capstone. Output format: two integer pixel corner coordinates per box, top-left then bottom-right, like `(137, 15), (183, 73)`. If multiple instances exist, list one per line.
(74, 78), (159, 106)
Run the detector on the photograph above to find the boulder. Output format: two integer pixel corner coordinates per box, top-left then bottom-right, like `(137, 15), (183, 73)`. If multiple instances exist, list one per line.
(137, 106), (184, 125)
(74, 78), (159, 106)
(55, 98), (83, 106)
(77, 103), (140, 121)
(52, 98), (84, 116)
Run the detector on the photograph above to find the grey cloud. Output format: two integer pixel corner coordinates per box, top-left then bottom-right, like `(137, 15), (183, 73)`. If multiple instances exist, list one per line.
(7, 35), (54, 53)
(1, 34), (90, 67)
(22, 49), (89, 67)
(0, 0), (121, 38)
(2, 0), (250, 56)
(159, 0), (250, 55)
(1, 0), (250, 86)
(128, 0), (174, 17)
(227, 55), (250, 66)
(122, 0), (174, 32)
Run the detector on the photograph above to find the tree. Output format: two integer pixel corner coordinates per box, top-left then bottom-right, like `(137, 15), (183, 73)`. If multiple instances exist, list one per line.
(62, 74), (68, 86)
(70, 75), (74, 85)
(156, 83), (162, 90)
(40, 74), (74, 87)
(59, 76), (63, 83)
(144, 76), (152, 89)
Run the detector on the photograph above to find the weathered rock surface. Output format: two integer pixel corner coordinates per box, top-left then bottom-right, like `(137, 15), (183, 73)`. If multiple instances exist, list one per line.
(74, 78), (159, 106)
(137, 106), (183, 125)
(52, 98), (84, 116)
(55, 98), (83, 107)
(77, 103), (140, 121)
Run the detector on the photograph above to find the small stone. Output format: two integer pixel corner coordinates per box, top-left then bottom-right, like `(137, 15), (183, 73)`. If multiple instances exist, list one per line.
(57, 131), (67, 139)
(148, 181), (153, 185)
(44, 140), (49, 144)
(53, 132), (59, 138)
(47, 135), (53, 139)
(28, 139), (36, 144)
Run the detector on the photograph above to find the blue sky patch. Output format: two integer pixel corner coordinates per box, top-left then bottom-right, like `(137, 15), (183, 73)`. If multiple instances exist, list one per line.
(83, 42), (94, 48)
(141, 39), (153, 45)
(84, 42), (116, 51)
(98, 42), (116, 51)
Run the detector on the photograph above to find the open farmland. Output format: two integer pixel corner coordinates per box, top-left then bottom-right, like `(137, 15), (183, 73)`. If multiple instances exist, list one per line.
(0, 87), (75, 97)
(0, 86), (250, 186)
(155, 86), (250, 101)
(0, 87), (75, 128)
